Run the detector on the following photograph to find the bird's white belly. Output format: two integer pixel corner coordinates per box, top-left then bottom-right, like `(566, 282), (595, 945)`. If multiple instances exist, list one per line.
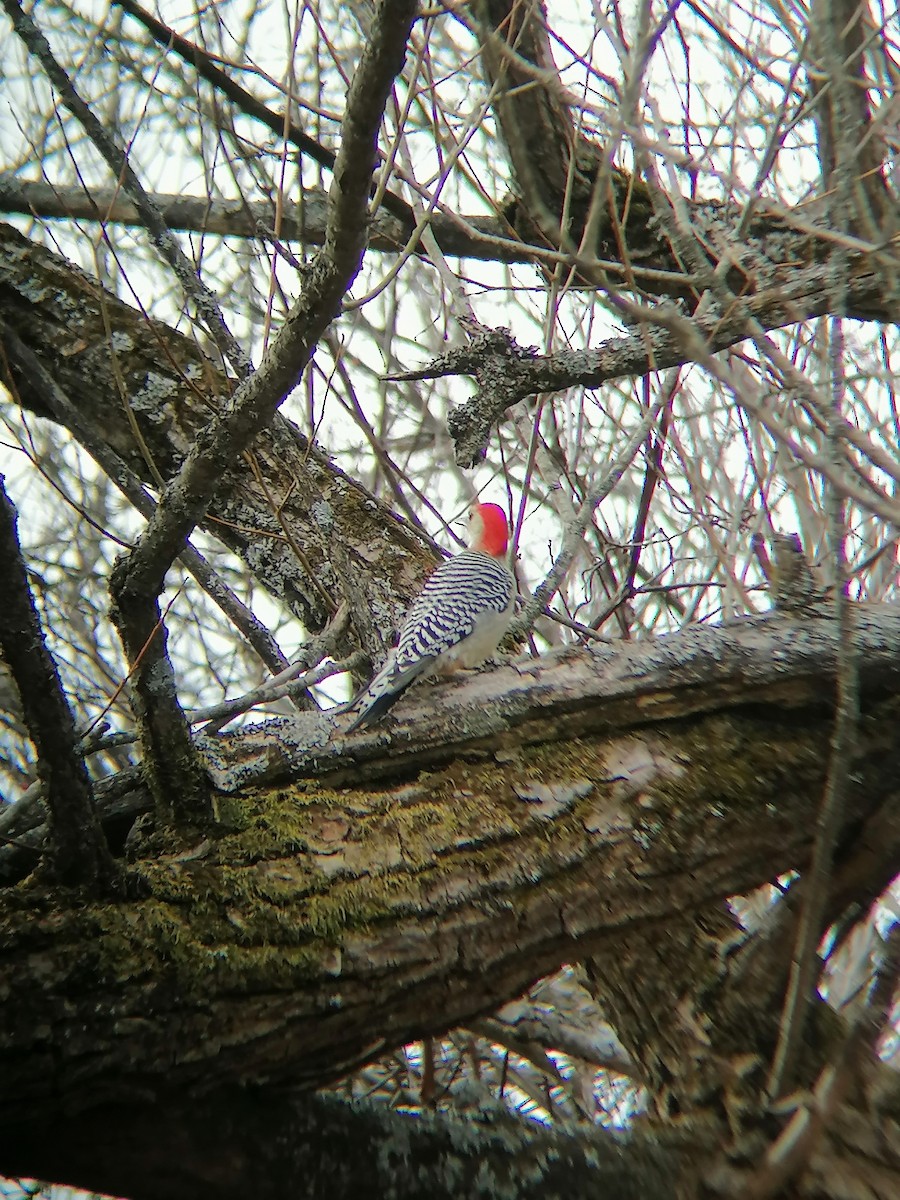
(429, 606), (512, 675)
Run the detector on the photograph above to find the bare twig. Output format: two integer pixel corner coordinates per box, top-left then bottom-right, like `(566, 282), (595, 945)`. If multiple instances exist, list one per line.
(0, 319), (291, 683)
(1, 0), (250, 377)
(510, 390), (670, 638)
(112, 0), (417, 229)
(107, 0), (419, 822)
(766, 320), (858, 1098)
(196, 604), (354, 733)
(197, 652), (363, 735)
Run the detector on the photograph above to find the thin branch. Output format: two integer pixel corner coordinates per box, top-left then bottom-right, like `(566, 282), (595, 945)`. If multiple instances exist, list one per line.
(194, 604), (354, 734)
(112, 0), (417, 229)
(196, 652), (363, 736)
(0, 0), (250, 377)
(766, 323), (859, 1099)
(509, 390), (671, 639)
(107, 0), (419, 821)
(0, 318), (291, 684)
(114, 0), (337, 171)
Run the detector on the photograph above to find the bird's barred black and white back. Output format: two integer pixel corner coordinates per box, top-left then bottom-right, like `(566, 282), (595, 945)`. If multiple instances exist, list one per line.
(345, 550), (515, 730)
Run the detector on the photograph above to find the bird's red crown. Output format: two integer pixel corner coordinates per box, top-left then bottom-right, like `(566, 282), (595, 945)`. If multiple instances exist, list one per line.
(469, 502), (509, 557)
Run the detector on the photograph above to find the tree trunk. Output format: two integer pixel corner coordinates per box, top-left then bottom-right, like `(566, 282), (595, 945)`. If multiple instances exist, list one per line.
(2, 607), (899, 1196)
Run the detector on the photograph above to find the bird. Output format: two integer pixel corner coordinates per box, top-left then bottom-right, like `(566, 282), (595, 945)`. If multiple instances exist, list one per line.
(769, 532), (830, 613)
(345, 501), (516, 730)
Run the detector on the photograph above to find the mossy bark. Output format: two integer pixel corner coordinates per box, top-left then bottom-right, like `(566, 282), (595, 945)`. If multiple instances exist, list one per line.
(2, 608), (900, 1196)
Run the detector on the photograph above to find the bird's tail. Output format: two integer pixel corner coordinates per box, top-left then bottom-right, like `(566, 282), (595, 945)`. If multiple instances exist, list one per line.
(344, 654), (433, 732)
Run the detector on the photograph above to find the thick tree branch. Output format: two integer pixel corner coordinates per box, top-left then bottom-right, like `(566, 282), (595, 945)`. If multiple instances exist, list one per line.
(0, 222), (438, 659)
(1, 607), (898, 1099)
(2, 607), (899, 1195)
(397, 242), (893, 465)
(198, 603), (900, 789)
(473, 0), (594, 238)
(0, 1086), (676, 1200)
(809, 0), (894, 237)
(0, 477), (117, 889)
(108, 581), (211, 824)
(0, 316), (292, 685)
(2, 604), (894, 873)
(105, 0), (418, 822)
(0, 175), (576, 267)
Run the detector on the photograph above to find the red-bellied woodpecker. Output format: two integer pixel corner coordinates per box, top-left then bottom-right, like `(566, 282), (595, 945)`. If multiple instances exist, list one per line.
(345, 502), (516, 730)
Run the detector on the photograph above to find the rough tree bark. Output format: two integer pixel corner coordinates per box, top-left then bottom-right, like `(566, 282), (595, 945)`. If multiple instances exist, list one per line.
(2, 608), (900, 1197)
(0, 220), (437, 665)
(1, 1), (899, 1197)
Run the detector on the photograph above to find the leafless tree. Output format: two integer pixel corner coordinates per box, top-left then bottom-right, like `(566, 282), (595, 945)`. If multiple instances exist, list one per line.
(0, 1), (898, 1197)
